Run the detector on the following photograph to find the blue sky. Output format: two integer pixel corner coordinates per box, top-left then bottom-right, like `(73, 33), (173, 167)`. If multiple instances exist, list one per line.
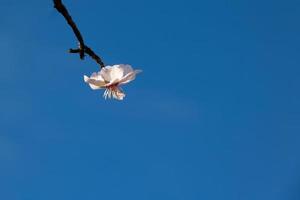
(1, 0), (300, 199)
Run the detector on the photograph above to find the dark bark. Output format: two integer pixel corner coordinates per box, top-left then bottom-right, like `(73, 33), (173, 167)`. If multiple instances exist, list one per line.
(53, 0), (105, 68)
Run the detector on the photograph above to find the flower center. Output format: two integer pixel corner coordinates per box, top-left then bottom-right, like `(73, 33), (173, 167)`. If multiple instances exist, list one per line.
(103, 84), (125, 100)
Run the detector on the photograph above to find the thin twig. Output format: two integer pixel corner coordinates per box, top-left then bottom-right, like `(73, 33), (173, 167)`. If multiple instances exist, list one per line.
(53, 0), (105, 68)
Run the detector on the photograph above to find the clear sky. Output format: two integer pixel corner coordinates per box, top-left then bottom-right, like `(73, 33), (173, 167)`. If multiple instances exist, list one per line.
(1, 0), (300, 199)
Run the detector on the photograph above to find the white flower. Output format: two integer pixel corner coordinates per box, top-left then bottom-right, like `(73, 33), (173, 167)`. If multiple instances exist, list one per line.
(83, 64), (142, 100)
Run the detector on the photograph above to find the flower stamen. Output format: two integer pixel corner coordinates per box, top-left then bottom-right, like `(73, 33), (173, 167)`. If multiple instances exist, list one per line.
(103, 84), (125, 100)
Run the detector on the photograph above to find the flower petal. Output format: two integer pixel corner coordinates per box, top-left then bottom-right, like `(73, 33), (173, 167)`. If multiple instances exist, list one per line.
(118, 69), (142, 85)
(84, 75), (106, 90)
(99, 66), (112, 82)
(113, 87), (125, 100)
(118, 64), (133, 76)
(91, 72), (105, 82)
(100, 65), (124, 82)
(103, 77), (122, 87)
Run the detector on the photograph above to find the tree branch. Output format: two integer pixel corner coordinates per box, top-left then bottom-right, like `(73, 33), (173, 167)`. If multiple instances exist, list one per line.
(53, 0), (105, 68)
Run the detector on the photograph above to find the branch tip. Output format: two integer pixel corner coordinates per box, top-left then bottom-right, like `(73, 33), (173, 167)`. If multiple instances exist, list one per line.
(53, 0), (105, 68)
